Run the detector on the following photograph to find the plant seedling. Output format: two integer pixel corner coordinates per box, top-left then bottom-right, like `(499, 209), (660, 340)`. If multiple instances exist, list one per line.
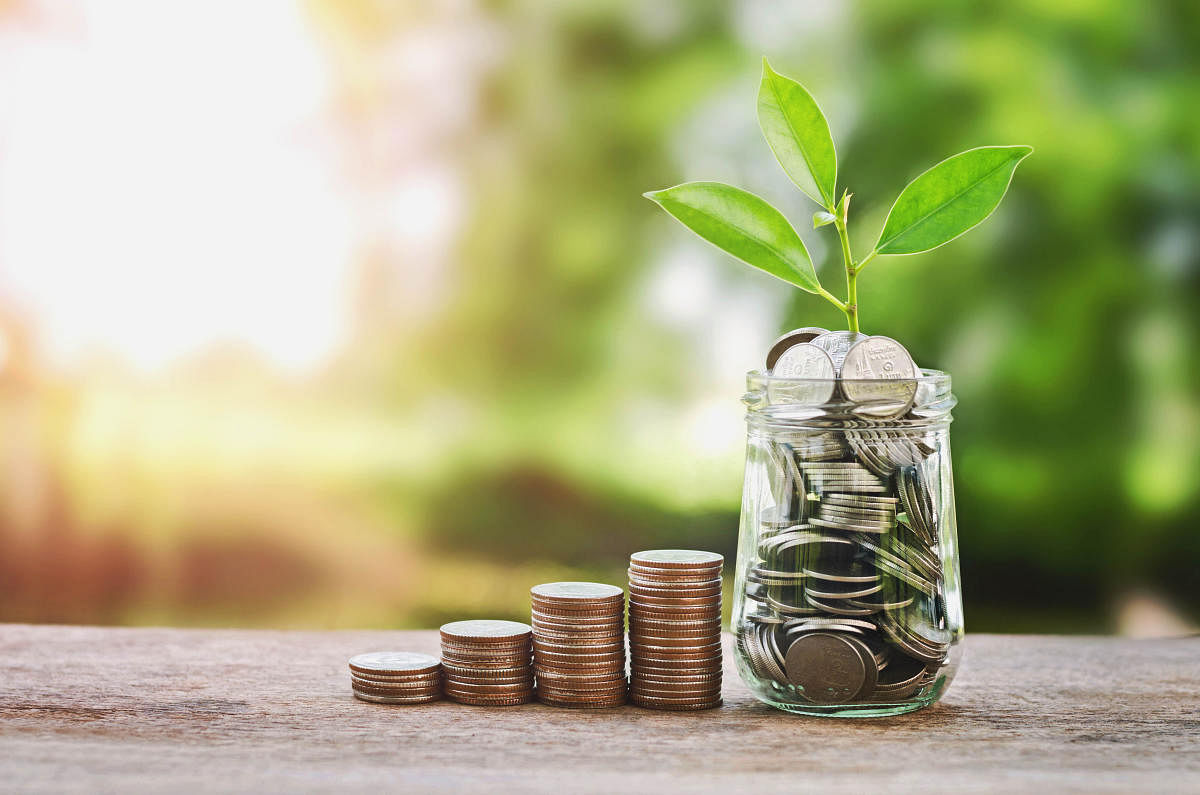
(645, 58), (1032, 333)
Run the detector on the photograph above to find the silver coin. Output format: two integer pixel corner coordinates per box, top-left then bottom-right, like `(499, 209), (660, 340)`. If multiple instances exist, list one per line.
(823, 494), (900, 506)
(765, 327), (830, 370)
(531, 582), (624, 601)
(440, 620), (532, 641)
(810, 330), (870, 373)
(840, 336), (918, 418)
(820, 506), (897, 525)
(352, 690), (441, 705)
(809, 517), (891, 535)
(784, 632), (867, 703)
(805, 580), (884, 600)
(840, 634), (880, 701)
(348, 651), (440, 675)
(768, 343), (837, 406)
(804, 593), (878, 616)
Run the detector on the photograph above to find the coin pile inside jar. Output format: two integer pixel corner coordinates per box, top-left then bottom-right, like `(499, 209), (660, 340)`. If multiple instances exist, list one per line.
(439, 620), (534, 706)
(737, 327), (949, 705)
(627, 550), (724, 711)
(530, 582), (627, 708)
(348, 651), (442, 704)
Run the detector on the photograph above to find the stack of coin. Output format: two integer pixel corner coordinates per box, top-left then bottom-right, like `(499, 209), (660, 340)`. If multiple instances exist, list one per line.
(439, 620), (534, 706)
(627, 550), (724, 711)
(348, 651), (442, 705)
(530, 582), (627, 708)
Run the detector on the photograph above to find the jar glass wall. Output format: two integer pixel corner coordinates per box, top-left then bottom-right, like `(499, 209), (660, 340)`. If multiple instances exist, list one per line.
(731, 370), (963, 717)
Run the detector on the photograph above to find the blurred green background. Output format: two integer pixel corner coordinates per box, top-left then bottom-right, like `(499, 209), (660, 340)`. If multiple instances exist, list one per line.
(0, 0), (1196, 634)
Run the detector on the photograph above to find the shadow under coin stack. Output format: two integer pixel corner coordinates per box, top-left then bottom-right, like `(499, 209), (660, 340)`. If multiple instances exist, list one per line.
(439, 620), (534, 706)
(627, 550), (724, 711)
(348, 651), (442, 704)
(530, 582), (627, 708)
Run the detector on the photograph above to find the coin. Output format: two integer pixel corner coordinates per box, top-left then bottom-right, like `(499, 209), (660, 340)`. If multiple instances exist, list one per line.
(351, 680), (443, 698)
(531, 582), (623, 602)
(443, 693), (533, 707)
(351, 673), (442, 689)
(765, 327), (830, 370)
(530, 580), (627, 709)
(628, 549), (725, 710)
(809, 330), (869, 372)
(768, 343), (837, 406)
(440, 620), (532, 642)
(784, 632), (867, 704)
(353, 690), (441, 705)
(630, 549), (723, 569)
(537, 696), (627, 709)
(840, 336), (918, 418)
(440, 619), (535, 705)
(349, 652), (441, 676)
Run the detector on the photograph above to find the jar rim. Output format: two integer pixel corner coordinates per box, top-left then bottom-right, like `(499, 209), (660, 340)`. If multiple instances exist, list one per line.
(743, 368), (954, 425)
(747, 367), (950, 386)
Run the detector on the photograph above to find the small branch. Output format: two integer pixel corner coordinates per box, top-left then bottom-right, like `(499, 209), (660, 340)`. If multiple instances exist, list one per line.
(856, 249), (879, 274)
(833, 216), (859, 333)
(816, 286), (849, 313)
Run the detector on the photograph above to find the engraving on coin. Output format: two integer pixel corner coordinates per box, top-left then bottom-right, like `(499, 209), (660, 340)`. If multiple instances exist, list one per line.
(809, 330), (869, 372)
(768, 343), (837, 406)
(784, 633), (867, 704)
(765, 327), (831, 370)
(840, 336), (918, 417)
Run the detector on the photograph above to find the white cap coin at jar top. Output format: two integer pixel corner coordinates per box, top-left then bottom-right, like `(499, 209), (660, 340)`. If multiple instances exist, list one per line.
(767, 343), (837, 406)
(839, 336), (918, 417)
(765, 327), (830, 370)
(809, 330), (870, 372)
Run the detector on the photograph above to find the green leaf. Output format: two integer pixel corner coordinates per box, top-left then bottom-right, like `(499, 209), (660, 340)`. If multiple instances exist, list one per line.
(813, 211), (836, 229)
(874, 145), (1034, 255)
(644, 181), (821, 293)
(757, 58), (837, 209)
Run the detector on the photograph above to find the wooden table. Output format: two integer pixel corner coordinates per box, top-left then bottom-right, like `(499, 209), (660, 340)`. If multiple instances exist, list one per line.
(2, 626), (1198, 793)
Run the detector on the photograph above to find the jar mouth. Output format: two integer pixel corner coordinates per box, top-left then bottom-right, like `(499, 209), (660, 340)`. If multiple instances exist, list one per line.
(744, 369), (954, 427)
(747, 368), (950, 386)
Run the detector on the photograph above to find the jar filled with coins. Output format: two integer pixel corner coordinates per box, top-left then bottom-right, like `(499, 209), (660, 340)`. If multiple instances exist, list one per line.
(731, 329), (964, 716)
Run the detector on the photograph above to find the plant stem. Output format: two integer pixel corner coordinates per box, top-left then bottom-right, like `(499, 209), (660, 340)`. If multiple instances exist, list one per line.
(833, 215), (859, 333)
(816, 286), (848, 313)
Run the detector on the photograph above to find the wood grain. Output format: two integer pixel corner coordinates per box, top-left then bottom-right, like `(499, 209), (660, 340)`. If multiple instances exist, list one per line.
(2, 626), (1198, 793)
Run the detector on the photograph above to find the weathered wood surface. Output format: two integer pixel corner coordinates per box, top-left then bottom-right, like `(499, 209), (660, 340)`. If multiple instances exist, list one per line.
(2, 626), (1198, 793)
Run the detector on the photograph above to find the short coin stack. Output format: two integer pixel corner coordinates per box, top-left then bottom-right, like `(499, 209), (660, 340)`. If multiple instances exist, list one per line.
(530, 582), (627, 708)
(439, 620), (534, 706)
(627, 550), (724, 710)
(348, 651), (442, 704)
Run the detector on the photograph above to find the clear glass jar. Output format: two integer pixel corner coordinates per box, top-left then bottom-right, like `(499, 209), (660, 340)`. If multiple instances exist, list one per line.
(731, 369), (963, 717)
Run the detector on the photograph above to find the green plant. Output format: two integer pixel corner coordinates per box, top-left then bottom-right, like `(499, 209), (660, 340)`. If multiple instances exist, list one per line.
(644, 58), (1032, 333)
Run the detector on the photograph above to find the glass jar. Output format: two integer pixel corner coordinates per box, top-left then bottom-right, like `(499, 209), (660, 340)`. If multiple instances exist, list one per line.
(731, 369), (963, 717)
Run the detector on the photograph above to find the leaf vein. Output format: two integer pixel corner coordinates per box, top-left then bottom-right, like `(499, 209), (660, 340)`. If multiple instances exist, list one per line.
(687, 204), (809, 286)
(881, 156), (1018, 250)
(768, 78), (824, 205)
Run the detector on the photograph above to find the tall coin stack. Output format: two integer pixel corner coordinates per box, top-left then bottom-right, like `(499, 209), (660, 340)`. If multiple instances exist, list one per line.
(348, 651), (442, 704)
(627, 550), (724, 711)
(439, 620), (534, 706)
(530, 582), (627, 708)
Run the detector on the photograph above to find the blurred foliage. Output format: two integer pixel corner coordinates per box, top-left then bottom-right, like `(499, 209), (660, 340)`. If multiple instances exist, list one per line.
(1, 0), (1197, 632)
(426, 0), (1200, 629)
